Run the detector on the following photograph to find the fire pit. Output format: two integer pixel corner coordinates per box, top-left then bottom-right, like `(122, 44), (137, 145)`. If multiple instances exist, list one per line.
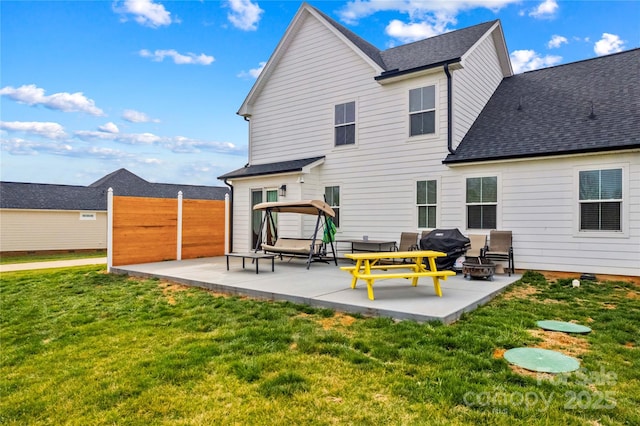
(462, 257), (496, 281)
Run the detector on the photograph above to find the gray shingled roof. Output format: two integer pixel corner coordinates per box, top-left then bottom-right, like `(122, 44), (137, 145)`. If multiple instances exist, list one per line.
(218, 156), (325, 180)
(379, 20), (498, 77)
(1, 169), (228, 211)
(312, 6), (497, 79)
(445, 49), (640, 164)
(0, 182), (106, 210)
(89, 168), (229, 200)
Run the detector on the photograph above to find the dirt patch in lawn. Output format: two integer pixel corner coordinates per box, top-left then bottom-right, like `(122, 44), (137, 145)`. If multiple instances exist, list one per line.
(159, 281), (190, 305)
(501, 284), (539, 300)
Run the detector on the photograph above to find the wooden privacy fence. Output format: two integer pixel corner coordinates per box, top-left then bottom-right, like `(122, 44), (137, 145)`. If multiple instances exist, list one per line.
(108, 190), (227, 267)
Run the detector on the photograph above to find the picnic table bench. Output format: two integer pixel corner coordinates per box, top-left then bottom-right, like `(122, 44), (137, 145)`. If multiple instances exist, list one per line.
(341, 250), (456, 300)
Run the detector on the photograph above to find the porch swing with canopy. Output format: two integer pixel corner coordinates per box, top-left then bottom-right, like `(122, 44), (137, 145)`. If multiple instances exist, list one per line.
(253, 200), (338, 269)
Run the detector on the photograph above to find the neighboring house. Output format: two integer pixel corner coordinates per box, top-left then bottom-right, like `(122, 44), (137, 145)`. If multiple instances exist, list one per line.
(218, 3), (639, 277)
(0, 169), (228, 254)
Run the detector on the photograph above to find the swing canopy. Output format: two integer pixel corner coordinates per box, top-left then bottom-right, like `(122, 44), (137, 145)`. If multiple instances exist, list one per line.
(252, 200), (337, 269)
(252, 200), (335, 217)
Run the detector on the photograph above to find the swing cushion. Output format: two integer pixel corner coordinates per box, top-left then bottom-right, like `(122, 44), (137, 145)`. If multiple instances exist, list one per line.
(262, 238), (322, 255)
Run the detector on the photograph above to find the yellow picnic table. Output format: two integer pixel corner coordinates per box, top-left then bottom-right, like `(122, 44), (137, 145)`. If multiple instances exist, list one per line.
(341, 250), (456, 300)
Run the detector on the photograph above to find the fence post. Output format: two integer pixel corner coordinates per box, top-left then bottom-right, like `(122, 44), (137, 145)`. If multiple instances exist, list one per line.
(177, 191), (183, 261)
(107, 188), (113, 272)
(224, 193), (230, 254)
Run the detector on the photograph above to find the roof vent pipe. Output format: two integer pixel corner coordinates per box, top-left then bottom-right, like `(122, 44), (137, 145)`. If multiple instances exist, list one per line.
(444, 63), (455, 155)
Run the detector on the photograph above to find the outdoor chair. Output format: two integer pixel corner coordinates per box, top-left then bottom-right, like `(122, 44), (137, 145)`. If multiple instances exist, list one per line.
(466, 234), (487, 260)
(399, 232), (420, 252)
(381, 232), (419, 264)
(484, 230), (514, 276)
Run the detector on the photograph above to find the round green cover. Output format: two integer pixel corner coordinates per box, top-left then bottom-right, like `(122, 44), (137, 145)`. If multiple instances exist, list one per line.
(536, 320), (592, 334)
(504, 348), (580, 373)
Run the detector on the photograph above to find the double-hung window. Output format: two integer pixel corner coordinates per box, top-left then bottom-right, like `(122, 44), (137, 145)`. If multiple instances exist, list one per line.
(579, 168), (622, 231)
(325, 186), (340, 227)
(409, 85), (436, 136)
(466, 177), (497, 229)
(417, 180), (437, 228)
(335, 102), (355, 146)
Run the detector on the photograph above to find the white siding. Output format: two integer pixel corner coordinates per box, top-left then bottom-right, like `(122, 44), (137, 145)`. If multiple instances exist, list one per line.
(442, 153), (640, 277)
(453, 33), (504, 149)
(249, 14), (380, 163)
(0, 209), (107, 252)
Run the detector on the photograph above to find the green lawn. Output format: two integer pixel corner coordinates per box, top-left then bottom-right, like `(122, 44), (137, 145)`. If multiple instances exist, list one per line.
(1, 267), (638, 425)
(0, 250), (106, 265)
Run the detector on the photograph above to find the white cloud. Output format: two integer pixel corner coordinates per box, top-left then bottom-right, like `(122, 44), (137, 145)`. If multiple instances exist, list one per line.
(548, 35), (568, 49)
(339, 0), (518, 25)
(164, 137), (244, 155)
(529, 0), (558, 19)
(0, 84), (105, 116)
(0, 121), (67, 139)
(122, 109), (160, 123)
(139, 49), (214, 65)
(75, 130), (161, 145)
(238, 61), (266, 79)
(226, 0), (264, 31)
(594, 33), (625, 56)
(113, 0), (174, 28)
(99, 122), (120, 133)
(510, 49), (562, 73)
(385, 19), (448, 43)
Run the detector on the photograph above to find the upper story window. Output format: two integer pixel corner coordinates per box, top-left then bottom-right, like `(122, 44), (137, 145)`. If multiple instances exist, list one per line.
(409, 85), (435, 136)
(325, 186), (340, 227)
(417, 180), (437, 228)
(579, 168), (622, 231)
(466, 176), (497, 229)
(335, 101), (355, 146)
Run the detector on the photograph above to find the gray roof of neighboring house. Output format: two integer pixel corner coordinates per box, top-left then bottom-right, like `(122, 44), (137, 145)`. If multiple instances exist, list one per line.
(0, 182), (106, 210)
(89, 168), (229, 200)
(1, 169), (228, 211)
(218, 156), (325, 180)
(314, 5), (497, 78)
(444, 48), (640, 164)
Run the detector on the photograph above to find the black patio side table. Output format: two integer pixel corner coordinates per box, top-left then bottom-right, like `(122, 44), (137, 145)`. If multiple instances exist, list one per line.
(225, 252), (276, 274)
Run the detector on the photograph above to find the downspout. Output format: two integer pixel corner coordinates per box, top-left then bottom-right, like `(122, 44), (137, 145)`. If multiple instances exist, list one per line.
(444, 62), (455, 155)
(223, 179), (234, 253)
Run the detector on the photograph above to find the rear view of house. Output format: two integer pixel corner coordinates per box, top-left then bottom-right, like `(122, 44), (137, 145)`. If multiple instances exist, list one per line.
(219, 3), (640, 277)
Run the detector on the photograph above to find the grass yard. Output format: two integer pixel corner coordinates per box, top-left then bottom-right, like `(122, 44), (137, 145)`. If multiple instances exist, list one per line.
(1, 266), (638, 425)
(0, 250), (106, 265)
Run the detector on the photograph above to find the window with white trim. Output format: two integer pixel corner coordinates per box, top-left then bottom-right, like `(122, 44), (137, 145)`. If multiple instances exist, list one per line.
(579, 168), (622, 231)
(466, 176), (497, 229)
(409, 85), (435, 136)
(417, 180), (437, 228)
(335, 102), (355, 146)
(325, 186), (340, 227)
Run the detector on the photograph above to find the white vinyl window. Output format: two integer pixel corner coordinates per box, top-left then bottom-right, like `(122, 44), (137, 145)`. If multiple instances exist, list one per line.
(417, 180), (437, 228)
(466, 177), (497, 229)
(335, 102), (355, 146)
(579, 168), (622, 231)
(325, 186), (340, 227)
(409, 86), (436, 136)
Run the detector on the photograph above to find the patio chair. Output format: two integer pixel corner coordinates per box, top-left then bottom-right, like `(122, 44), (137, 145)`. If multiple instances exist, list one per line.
(399, 232), (420, 252)
(466, 234), (487, 260)
(382, 232), (419, 264)
(484, 230), (514, 276)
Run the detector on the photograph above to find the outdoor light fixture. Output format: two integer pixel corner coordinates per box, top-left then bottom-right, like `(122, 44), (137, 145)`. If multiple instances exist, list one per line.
(279, 184), (287, 197)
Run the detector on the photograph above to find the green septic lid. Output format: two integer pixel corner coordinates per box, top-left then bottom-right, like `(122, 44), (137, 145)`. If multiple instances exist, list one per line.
(504, 348), (580, 373)
(536, 320), (592, 334)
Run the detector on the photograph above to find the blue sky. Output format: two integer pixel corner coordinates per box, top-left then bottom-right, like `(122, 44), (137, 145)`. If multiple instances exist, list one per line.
(1, 0), (638, 187)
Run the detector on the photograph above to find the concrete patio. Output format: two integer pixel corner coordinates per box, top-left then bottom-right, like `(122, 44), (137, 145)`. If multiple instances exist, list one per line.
(111, 256), (521, 324)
